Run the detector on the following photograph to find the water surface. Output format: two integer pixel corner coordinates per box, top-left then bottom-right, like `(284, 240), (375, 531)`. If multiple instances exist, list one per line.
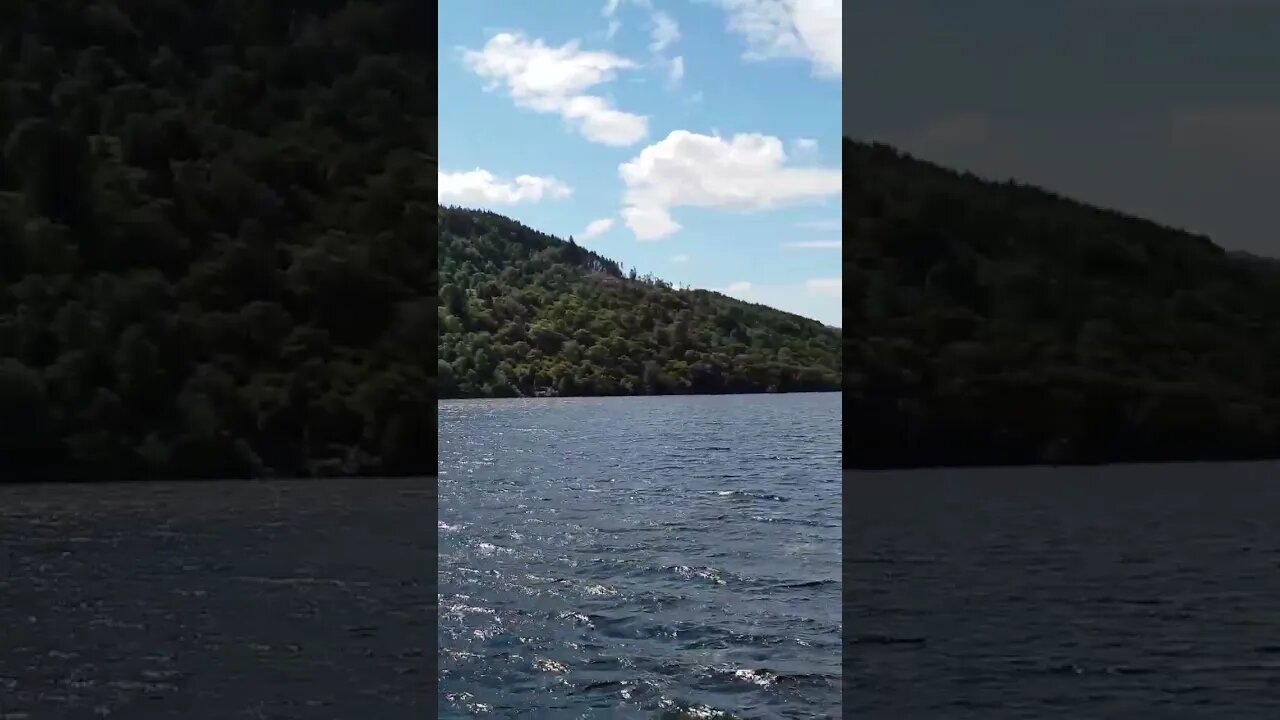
(0, 478), (432, 719)
(849, 464), (1280, 717)
(438, 393), (842, 719)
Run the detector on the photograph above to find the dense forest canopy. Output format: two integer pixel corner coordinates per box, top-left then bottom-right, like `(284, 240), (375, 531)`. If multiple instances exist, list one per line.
(0, 0), (435, 481)
(438, 206), (840, 399)
(844, 136), (1280, 469)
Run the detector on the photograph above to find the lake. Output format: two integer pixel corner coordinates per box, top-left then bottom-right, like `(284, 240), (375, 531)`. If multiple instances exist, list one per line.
(0, 478), (432, 719)
(438, 393), (842, 719)
(848, 464), (1280, 717)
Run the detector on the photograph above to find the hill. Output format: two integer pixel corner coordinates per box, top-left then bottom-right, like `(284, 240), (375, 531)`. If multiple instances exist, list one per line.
(0, 1), (435, 481)
(438, 206), (841, 398)
(844, 136), (1280, 469)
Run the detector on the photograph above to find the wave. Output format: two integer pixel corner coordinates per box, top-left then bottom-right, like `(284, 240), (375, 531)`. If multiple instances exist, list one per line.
(711, 490), (790, 502)
(667, 564), (728, 585)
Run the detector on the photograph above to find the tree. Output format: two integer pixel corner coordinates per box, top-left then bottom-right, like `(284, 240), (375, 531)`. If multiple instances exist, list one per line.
(438, 207), (840, 400)
(0, 358), (59, 477)
(0, 0), (436, 481)
(843, 135), (1280, 469)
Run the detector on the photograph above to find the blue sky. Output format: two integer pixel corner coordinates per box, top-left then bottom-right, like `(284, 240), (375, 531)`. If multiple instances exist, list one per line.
(439, 0), (843, 327)
(846, 0), (1280, 256)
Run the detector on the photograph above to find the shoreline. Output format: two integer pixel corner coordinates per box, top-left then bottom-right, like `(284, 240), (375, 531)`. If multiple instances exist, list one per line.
(439, 387), (842, 401)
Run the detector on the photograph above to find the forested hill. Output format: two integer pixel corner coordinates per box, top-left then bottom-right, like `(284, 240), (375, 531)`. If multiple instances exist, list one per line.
(438, 206), (841, 398)
(845, 136), (1280, 469)
(0, 1), (435, 481)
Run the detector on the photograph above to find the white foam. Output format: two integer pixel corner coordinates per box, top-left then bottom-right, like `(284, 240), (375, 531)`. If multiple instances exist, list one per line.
(732, 667), (778, 687)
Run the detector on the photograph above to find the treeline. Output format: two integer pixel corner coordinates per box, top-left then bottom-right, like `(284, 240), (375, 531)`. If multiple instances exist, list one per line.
(844, 136), (1280, 468)
(0, 0), (435, 481)
(439, 207), (840, 398)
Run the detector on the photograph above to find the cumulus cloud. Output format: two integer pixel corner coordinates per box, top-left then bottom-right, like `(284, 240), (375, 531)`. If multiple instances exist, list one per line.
(783, 240), (840, 249)
(439, 169), (572, 206)
(618, 130), (842, 240)
(792, 137), (819, 154)
(462, 33), (648, 146)
(714, 0), (841, 78)
(621, 204), (682, 240)
(581, 217), (615, 239)
(650, 11), (681, 52)
(671, 253), (690, 263)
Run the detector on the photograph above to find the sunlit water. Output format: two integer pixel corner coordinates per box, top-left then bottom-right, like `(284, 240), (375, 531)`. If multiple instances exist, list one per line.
(849, 464), (1280, 717)
(438, 393), (842, 719)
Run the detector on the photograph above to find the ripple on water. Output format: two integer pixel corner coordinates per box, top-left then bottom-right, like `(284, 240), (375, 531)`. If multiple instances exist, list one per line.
(438, 394), (841, 719)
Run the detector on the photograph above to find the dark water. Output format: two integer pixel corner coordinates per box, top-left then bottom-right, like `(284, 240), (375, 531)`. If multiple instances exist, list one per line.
(849, 464), (1280, 718)
(438, 393), (842, 719)
(0, 478), (432, 719)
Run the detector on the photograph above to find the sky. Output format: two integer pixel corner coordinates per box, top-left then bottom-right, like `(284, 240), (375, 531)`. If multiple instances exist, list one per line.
(845, 0), (1280, 256)
(439, 0), (843, 327)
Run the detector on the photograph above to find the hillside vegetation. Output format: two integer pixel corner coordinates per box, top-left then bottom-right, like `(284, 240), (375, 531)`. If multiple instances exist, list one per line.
(0, 1), (435, 481)
(845, 136), (1280, 468)
(438, 207), (840, 399)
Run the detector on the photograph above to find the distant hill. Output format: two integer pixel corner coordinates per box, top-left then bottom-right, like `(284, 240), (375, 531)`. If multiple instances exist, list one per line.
(844, 136), (1280, 469)
(438, 206), (840, 398)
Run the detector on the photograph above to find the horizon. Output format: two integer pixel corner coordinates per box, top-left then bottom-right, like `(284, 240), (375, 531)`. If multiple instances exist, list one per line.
(439, 0), (843, 327)
(844, 0), (1280, 257)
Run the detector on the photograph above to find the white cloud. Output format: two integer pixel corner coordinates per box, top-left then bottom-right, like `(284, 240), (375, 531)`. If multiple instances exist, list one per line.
(439, 169), (572, 206)
(606, 19), (621, 39)
(650, 11), (681, 52)
(621, 204), (682, 241)
(792, 137), (819, 154)
(462, 33), (648, 146)
(671, 253), (690, 263)
(796, 218), (840, 230)
(581, 218), (615, 239)
(805, 277), (841, 298)
(714, 0), (841, 78)
(668, 56), (685, 86)
(783, 240), (840, 249)
(619, 130), (842, 240)
(718, 279), (841, 327)
(642, 11), (683, 90)
(603, 0), (621, 16)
